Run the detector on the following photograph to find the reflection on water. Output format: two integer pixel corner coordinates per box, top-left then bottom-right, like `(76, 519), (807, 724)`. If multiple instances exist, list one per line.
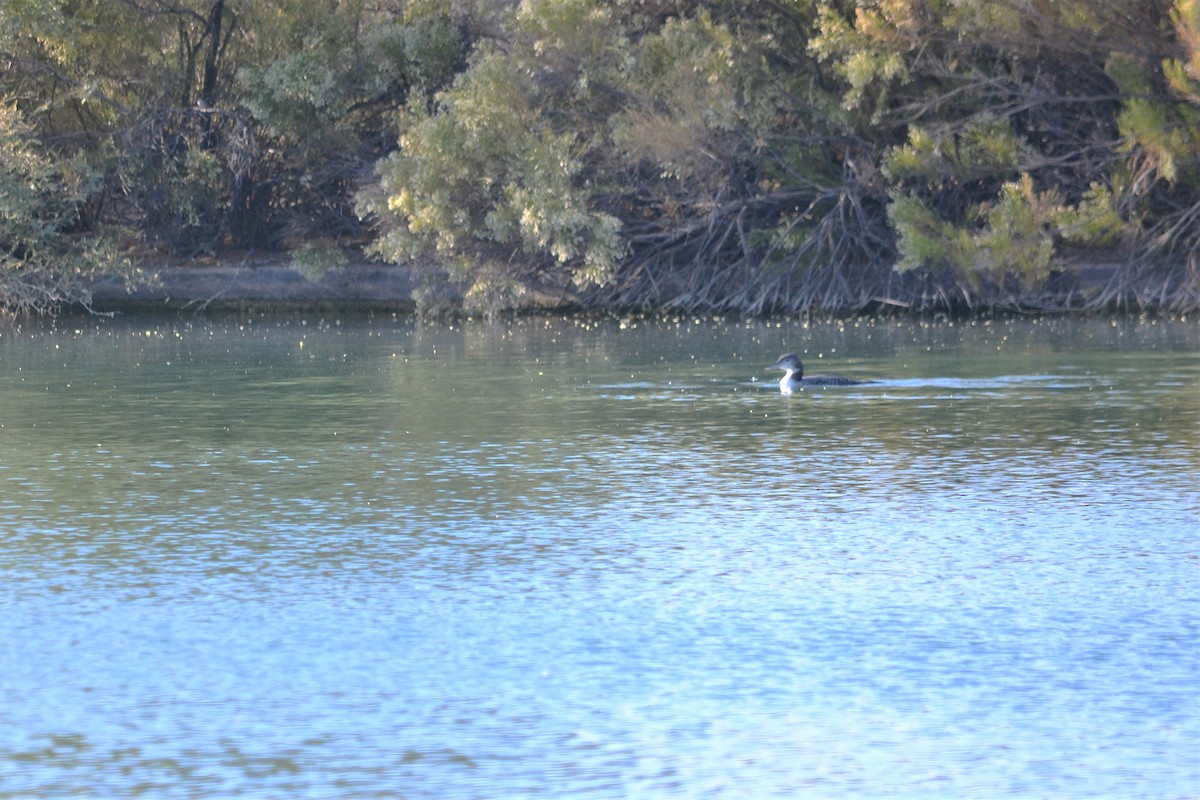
(1, 315), (1198, 798)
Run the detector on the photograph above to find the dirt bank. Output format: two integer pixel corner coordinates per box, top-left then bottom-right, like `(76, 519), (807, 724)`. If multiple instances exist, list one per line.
(90, 261), (418, 312)
(84, 256), (1196, 316)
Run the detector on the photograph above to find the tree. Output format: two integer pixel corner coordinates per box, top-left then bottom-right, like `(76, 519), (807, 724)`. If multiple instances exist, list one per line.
(360, 0), (626, 313)
(363, 0), (886, 314)
(7, 0), (1200, 314)
(1, 0), (482, 273)
(0, 102), (137, 314)
(813, 0), (1198, 307)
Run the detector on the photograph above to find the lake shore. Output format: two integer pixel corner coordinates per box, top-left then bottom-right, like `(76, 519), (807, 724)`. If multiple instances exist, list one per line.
(89, 258), (419, 313)
(85, 256), (1195, 316)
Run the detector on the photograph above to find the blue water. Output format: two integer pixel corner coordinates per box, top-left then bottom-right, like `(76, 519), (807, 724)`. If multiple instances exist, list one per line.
(1, 315), (1198, 797)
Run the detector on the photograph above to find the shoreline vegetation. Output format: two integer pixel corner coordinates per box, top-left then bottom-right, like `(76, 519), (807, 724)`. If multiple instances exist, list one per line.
(5, 2), (1200, 318)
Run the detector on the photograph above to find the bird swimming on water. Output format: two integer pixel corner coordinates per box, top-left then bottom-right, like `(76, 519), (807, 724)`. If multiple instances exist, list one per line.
(767, 353), (866, 394)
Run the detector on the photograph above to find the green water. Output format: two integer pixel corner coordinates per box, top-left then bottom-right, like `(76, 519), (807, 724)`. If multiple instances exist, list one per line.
(1, 315), (1198, 798)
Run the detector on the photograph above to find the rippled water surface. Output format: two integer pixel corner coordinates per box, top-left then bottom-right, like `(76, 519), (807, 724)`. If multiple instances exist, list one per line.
(2, 314), (1198, 798)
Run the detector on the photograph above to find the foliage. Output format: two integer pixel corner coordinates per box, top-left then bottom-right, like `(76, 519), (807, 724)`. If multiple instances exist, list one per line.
(288, 238), (349, 282)
(811, 0), (1200, 306)
(0, 103), (138, 314)
(365, 1), (877, 313)
(1, 0), (482, 312)
(361, 2), (629, 313)
(6, 0), (1200, 313)
(360, 0), (1200, 312)
(891, 173), (1110, 290)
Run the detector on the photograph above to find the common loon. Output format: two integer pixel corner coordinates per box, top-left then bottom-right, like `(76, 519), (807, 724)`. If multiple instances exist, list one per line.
(768, 353), (865, 394)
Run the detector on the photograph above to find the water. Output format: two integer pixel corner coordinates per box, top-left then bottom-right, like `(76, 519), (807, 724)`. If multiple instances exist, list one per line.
(1, 314), (1198, 798)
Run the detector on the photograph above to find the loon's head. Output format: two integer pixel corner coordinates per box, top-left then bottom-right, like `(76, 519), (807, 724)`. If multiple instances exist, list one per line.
(768, 353), (804, 378)
(768, 353), (805, 394)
